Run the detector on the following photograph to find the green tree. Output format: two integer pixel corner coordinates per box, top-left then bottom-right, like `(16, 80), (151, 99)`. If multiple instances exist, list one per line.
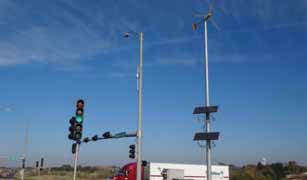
(270, 163), (285, 180)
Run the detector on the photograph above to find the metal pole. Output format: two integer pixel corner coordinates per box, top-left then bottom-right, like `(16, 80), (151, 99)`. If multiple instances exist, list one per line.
(204, 18), (212, 180)
(21, 120), (29, 180)
(136, 32), (143, 180)
(73, 143), (79, 180)
(20, 168), (24, 180)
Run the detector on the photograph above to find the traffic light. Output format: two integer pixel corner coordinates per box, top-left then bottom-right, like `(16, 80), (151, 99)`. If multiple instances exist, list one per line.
(75, 99), (84, 123)
(129, 144), (135, 159)
(68, 117), (76, 140)
(83, 137), (90, 143)
(92, 135), (98, 141)
(22, 158), (26, 169)
(40, 158), (44, 171)
(72, 143), (77, 154)
(103, 131), (112, 139)
(74, 99), (84, 141)
(74, 121), (82, 141)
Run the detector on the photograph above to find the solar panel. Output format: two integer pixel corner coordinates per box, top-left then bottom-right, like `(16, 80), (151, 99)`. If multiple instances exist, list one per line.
(193, 106), (218, 114)
(193, 132), (220, 141)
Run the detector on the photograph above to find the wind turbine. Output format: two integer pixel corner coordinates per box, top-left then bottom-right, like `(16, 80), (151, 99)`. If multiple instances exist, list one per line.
(192, 2), (221, 180)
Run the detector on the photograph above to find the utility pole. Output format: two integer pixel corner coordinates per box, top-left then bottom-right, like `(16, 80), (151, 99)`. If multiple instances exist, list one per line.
(136, 31), (144, 180)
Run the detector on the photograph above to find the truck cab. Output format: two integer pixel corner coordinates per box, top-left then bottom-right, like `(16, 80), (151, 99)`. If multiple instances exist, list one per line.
(113, 162), (145, 180)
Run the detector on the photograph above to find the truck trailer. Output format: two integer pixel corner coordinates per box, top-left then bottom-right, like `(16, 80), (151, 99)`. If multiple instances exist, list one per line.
(113, 162), (229, 180)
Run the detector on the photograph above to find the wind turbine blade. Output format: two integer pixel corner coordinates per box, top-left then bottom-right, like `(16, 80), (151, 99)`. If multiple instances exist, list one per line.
(206, 0), (216, 12)
(210, 17), (221, 31)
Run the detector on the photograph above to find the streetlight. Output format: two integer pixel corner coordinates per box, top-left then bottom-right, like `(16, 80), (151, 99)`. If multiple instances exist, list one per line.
(124, 31), (144, 180)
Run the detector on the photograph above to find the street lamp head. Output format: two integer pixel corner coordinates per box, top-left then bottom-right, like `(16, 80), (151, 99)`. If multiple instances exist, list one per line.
(123, 32), (130, 38)
(192, 23), (198, 31)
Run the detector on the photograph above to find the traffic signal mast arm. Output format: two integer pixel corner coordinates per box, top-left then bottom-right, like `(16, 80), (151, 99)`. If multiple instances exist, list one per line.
(81, 131), (137, 144)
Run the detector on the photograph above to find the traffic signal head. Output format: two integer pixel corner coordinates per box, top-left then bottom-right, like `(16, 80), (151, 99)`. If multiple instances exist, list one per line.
(129, 144), (136, 159)
(92, 135), (98, 141)
(72, 143), (77, 154)
(74, 122), (83, 140)
(22, 158), (26, 169)
(73, 99), (85, 141)
(83, 137), (90, 143)
(75, 99), (84, 123)
(142, 161), (147, 166)
(68, 99), (85, 141)
(103, 131), (112, 139)
(68, 117), (76, 140)
(40, 158), (44, 170)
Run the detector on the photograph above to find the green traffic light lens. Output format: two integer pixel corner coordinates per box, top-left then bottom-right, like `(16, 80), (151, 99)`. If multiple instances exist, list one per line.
(76, 115), (83, 123)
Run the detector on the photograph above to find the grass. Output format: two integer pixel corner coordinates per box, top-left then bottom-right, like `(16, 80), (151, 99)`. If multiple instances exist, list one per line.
(20, 168), (114, 180)
(24, 174), (109, 180)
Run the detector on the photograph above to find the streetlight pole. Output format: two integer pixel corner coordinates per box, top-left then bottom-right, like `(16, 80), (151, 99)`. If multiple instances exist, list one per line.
(124, 31), (144, 180)
(136, 32), (143, 180)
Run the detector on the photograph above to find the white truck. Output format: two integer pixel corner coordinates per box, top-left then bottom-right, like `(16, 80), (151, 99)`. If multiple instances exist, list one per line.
(113, 162), (229, 180)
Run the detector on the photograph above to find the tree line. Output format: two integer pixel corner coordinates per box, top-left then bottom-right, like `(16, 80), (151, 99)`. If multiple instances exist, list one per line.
(230, 161), (307, 180)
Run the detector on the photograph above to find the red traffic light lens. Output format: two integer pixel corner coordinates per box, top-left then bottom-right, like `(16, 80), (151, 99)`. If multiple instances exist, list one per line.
(76, 99), (84, 109)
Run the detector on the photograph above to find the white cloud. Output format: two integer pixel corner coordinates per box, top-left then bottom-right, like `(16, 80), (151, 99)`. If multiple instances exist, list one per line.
(216, 0), (307, 25)
(0, 105), (13, 112)
(156, 57), (200, 66)
(0, 0), (139, 68)
(110, 72), (134, 78)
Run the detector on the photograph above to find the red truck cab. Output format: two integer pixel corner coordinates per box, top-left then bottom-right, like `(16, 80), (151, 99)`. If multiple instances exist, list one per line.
(113, 162), (145, 180)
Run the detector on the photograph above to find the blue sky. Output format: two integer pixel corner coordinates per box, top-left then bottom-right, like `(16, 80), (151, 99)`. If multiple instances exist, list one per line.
(0, 0), (307, 167)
